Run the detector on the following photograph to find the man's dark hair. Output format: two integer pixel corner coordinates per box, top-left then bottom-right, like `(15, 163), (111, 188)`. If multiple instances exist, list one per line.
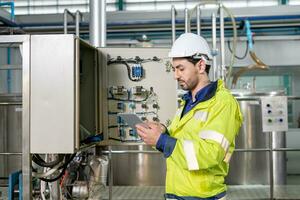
(186, 57), (211, 75)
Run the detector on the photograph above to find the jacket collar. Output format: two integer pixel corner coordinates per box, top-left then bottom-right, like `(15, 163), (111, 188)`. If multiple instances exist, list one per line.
(182, 80), (218, 104)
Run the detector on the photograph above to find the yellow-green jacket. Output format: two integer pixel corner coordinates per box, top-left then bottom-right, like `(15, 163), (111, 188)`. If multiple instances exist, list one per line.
(157, 80), (243, 199)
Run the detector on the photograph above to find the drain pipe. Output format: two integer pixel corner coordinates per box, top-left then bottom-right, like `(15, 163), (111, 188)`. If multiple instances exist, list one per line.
(90, 0), (106, 47)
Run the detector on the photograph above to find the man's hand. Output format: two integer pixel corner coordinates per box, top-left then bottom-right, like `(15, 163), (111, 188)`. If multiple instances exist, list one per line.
(136, 122), (165, 145)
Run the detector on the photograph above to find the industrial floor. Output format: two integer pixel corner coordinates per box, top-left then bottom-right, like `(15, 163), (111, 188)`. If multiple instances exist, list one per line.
(100, 185), (300, 200)
(1, 185), (300, 199)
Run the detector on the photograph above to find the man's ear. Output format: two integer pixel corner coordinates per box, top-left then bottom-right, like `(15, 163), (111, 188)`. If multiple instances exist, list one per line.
(196, 59), (206, 74)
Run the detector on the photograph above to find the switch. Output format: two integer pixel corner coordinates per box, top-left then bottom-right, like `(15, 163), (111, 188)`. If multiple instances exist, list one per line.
(141, 103), (148, 109)
(152, 117), (159, 122)
(119, 128), (125, 137)
(117, 116), (124, 124)
(129, 102), (136, 110)
(152, 103), (159, 109)
(117, 102), (125, 110)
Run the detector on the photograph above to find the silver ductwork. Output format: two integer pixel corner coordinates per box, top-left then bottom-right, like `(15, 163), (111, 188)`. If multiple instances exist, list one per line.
(89, 0), (106, 48)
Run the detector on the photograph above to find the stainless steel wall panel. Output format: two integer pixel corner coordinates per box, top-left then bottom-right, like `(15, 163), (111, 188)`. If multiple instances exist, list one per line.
(0, 105), (8, 176)
(7, 105), (22, 174)
(0, 96), (22, 178)
(30, 35), (99, 153)
(30, 35), (76, 153)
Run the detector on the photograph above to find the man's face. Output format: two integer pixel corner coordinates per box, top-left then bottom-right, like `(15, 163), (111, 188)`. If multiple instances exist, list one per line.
(172, 58), (201, 91)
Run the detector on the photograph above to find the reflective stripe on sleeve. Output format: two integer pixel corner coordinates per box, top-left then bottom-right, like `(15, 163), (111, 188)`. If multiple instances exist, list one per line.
(199, 130), (230, 153)
(223, 152), (232, 163)
(183, 140), (199, 171)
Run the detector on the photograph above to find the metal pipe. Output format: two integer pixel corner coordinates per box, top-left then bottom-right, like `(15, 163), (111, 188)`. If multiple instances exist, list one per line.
(219, 5), (225, 80)
(75, 38), (80, 150)
(75, 10), (83, 37)
(100, 147), (300, 155)
(108, 147), (113, 200)
(0, 102), (22, 105)
(171, 5), (176, 43)
(235, 148), (271, 152)
(212, 13), (217, 81)
(235, 96), (300, 101)
(7, 48), (11, 93)
(196, 5), (201, 35)
(0, 65), (22, 70)
(90, 0), (106, 47)
(273, 148), (300, 151)
(63, 9), (75, 34)
(0, 152), (22, 155)
(269, 132), (274, 200)
(22, 36), (32, 200)
(184, 8), (189, 33)
(102, 150), (160, 154)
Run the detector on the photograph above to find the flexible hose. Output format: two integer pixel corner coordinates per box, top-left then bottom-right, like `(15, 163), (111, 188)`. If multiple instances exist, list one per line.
(187, 2), (237, 86)
(32, 154), (64, 168)
(33, 154), (76, 181)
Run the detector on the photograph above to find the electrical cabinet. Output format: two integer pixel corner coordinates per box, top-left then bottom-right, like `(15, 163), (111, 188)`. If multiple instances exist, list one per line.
(100, 48), (177, 142)
(30, 35), (101, 153)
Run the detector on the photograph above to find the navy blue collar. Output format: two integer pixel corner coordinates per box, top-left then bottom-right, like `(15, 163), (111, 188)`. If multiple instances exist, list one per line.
(181, 81), (218, 118)
(182, 80), (218, 103)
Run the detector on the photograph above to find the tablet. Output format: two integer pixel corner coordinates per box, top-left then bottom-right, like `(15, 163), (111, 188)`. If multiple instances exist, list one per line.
(117, 113), (149, 129)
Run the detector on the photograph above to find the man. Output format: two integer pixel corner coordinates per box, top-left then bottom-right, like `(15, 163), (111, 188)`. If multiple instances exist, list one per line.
(136, 33), (243, 200)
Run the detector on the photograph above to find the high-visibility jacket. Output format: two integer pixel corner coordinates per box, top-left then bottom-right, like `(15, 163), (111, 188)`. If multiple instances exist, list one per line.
(166, 80), (243, 198)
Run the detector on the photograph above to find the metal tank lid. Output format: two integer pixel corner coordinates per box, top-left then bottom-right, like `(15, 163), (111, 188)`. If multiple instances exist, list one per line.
(231, 89), (286, 97)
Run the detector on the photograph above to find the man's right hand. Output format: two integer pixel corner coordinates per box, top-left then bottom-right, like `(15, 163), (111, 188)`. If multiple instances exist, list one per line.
(145, 122), (167, 133)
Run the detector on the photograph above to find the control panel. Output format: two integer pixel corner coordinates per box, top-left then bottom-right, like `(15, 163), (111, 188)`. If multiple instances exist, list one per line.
(101, 48), (177, 142)
(261, 96), (288, 132)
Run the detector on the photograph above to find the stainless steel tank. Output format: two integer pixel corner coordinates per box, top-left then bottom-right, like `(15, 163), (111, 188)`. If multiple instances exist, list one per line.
(226, 90), (286, 185)
(107, 145), (166, 186)
(0, 95), (22, 179)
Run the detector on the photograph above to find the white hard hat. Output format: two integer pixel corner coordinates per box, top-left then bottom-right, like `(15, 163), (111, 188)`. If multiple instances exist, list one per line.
(168, 33), (212, 60)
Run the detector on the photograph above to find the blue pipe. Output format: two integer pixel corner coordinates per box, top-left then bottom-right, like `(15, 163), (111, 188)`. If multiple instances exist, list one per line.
(245, 20), (253, 51)
(0, 2), (15, 93)
(0, 2), (15, 21)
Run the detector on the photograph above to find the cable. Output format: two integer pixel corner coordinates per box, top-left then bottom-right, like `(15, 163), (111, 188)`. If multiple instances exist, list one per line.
(32, 154), (64, 168)
(32, 162), (62, 178)
(227, 40), (248, 60)
(108, 89), (150, 103)
(33, 154), (76, 182)
(108, 60), (140, 82)
(39, 167), (67, 183)
(107, 56), (163, 82)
